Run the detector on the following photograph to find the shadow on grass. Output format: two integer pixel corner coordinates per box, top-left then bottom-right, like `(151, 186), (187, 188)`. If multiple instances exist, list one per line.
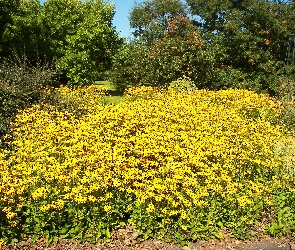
(107, 89), (124, 97)
(95, 81), (125, 104)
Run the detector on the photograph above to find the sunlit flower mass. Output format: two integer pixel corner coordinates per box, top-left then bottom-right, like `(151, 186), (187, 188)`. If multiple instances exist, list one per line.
(0, 85), (294, 244)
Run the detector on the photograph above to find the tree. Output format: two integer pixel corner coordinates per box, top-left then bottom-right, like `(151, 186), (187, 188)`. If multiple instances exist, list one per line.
(0, 0), (123, 86)
(40, 0), (83, 61)
(1, 0), (46, 61)
(129, 0), (188, 43)
(186, 0), (295, 94)
(111, 15), (215, 90)
(43, 0), (123, 85)
(0, 0), (20, 43)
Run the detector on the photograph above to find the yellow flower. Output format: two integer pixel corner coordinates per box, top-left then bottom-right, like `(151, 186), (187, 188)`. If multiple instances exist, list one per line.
(17, 203), (24, 209)
(31, 187), (48, 200)
(105, 192), (113, 200)
(6, 212), (17, 219)
(40, 204), (51, 212)
(104, 205), (112, 213)
(2, 207), (11, 213)
(74, 194), (87, 204)
(0, 85), (288, 239)
(169, 210), (178, 216)
(146, 203), (155, 213)
(237, 196), (252, 207)
(180, 210), (188, 220)
(240, 216), (247, 222)
(0, 238), (5, 246)
(50, 199), (65, 210)
(10, 221), (17, 227)
(88, 195), (97, 203)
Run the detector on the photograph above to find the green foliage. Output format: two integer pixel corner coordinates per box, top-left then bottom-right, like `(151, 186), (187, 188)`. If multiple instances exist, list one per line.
(40, 84), (110, 118)
(109, 43), (142, 91)
(56, 0), (122, 86)
(129, 0), (187, 42)
(111, 15), (215, 90)
(111, 0), (295, 94)
(0, 54), (56, 149)
(270, 73), (295, 131)
(18, 194), (131, 244)
(40, 0), (83, 59)
(0, 0), (122, 86)
(0, 0), (20, 45)
(169, 77), (196, 91)
(186, 0), (294, 94)
(0, 0), (44, 61)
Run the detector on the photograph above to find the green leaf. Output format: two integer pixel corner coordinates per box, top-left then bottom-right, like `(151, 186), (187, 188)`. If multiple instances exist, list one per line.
(217, 221), (223, 228)
(11, 238), (18, 244)
(213, 231), (224, 239)
(52, 236), (59, 243)
(31, 234), (39, 242)
(96, 231), (102, 239)
(60, 234), (69, 239)
(105, 229), (111, 238)
(192, 234), (198, 240)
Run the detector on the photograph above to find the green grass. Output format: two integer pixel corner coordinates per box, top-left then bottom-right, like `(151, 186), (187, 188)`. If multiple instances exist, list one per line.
(95, 81), (124, 104)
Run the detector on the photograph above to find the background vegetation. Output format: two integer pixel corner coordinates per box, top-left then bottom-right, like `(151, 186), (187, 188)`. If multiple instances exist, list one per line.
(1, 0), (295, 94)
(0, 0), (123, 86)
(111, 0), (295, 95)
(1, 0), (295, 246)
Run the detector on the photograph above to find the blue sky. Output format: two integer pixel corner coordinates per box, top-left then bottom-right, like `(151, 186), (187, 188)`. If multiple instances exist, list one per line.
(108, 0), (142, 38)
(39, 0), (141, 38)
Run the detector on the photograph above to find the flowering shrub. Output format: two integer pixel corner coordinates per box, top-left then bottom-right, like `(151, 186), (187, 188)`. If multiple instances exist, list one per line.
(0, 86), (294, 245)
(40, 84), (109, 117)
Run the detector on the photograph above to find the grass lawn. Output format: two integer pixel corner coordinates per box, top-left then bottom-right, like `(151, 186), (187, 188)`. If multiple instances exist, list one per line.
(95, 81), (124, 104)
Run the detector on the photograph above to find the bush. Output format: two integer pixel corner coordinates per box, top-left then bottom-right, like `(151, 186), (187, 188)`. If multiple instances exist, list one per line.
(272, 77), (295, 132)
(0, 86), (294, 245)
(169, 77), (196, 91)
(40, 84), (109, 118)
(0, 54), (57, 149)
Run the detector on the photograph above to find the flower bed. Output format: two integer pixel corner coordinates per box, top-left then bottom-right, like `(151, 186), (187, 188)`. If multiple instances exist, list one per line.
(0, 86), (294, 246)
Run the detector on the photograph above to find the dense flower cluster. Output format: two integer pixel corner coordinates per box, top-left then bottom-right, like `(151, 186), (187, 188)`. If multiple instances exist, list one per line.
(0, 86), (293, 244)
(41, 84), (109, 116)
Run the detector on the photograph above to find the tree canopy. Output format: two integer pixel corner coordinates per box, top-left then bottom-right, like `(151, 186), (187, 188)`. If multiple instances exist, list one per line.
(109, 0), (295, 94)
(129, 0), (188, 43)
(0, 0), (122, 86)
(0, 0), (20, 43)
(1, 0), (295, 93)
(111, 14), (215, 90)
(185, 0), (295, 93)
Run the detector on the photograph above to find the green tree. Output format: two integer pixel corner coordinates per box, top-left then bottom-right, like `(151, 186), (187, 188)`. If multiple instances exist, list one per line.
(45, 0), (123, 85)
(0, 0), (20, 44)
(129, 0), (187, 43)
(0, 0), (45, 61)
(0, 0), (122, 86)
(40, 0), (83, 61)
(111, 15), (215, 90)
(186, 0), (295, 94)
